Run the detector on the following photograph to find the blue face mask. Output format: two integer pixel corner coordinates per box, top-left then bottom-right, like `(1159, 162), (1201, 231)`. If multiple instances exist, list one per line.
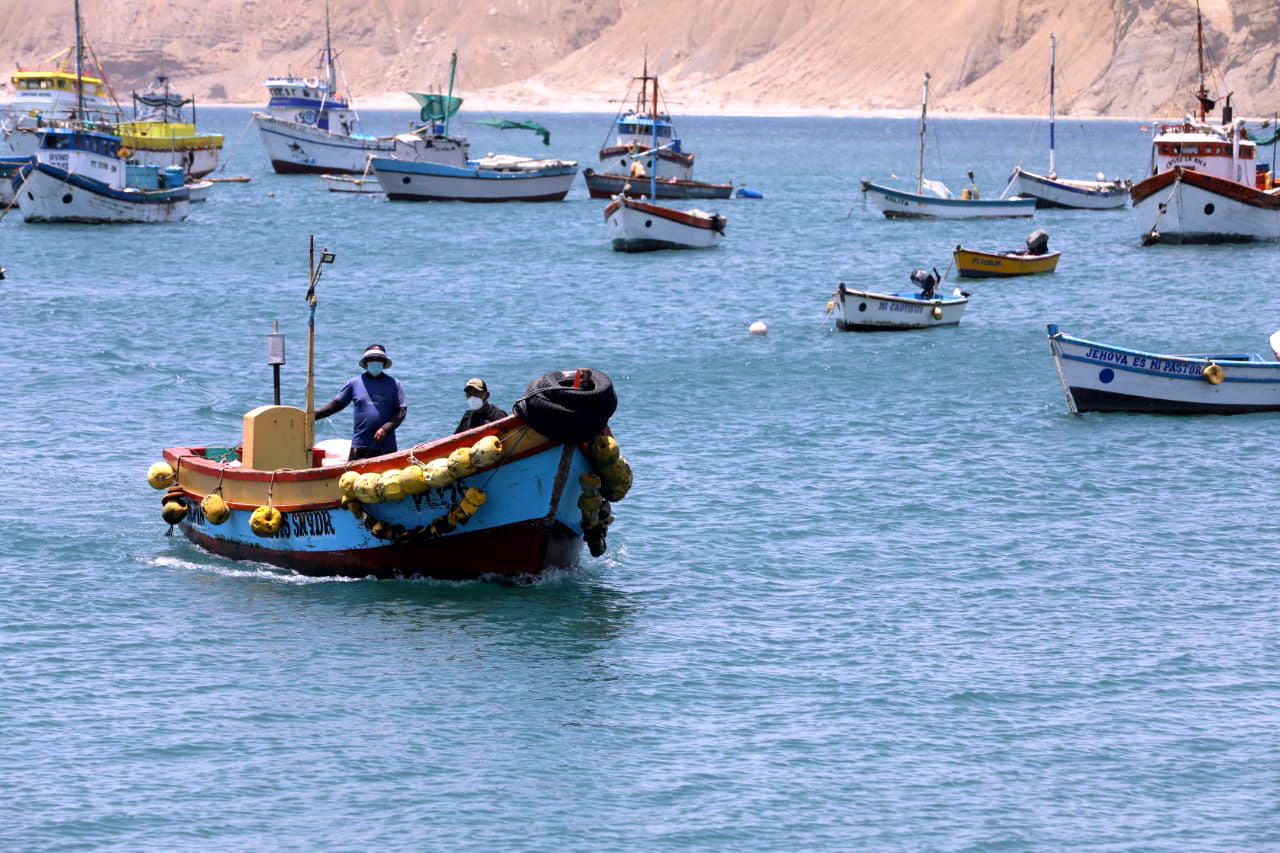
(366, 362), (384, 377)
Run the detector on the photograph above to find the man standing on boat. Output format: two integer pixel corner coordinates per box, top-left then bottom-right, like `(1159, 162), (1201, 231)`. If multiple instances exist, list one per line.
(315, 344), (407, 460)
(454, 378), (506, 433)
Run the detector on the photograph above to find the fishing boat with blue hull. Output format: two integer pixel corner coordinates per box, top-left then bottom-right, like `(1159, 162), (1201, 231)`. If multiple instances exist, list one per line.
(1047, 324), (1280, 414)
(148, 243), (630, 580)
(13, 126), (189, 223)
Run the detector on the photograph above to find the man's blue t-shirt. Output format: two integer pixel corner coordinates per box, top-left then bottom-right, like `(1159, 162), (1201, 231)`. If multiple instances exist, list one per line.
(328, 373), (406, 452)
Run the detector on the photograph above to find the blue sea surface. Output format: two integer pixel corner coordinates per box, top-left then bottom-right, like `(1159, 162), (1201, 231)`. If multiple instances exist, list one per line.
(2, 108), (1277, 851)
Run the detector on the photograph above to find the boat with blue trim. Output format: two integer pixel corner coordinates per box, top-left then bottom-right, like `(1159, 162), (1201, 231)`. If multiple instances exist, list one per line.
(148, 243), (629, 580)
(829, 271), (969, 331)
(585, 61), (732, 200)
(861, 72), (1035, 219)
(1047, 324), (1280, 414)
(12, 123), (189, 223)
(252, 11), (447, 175)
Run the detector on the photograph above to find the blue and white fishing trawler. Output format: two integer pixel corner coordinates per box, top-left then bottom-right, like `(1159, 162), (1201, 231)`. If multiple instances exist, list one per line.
(12, 125), (189, 223)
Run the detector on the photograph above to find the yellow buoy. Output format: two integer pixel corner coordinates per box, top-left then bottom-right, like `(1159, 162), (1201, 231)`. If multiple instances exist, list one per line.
(1203, 363), (1224, 385)
(161, 488), (188, 524)
(249, 505), (282, 536)
(931, 305), (943, 320)
(599, 456), (632, 501)
(378, 469), (405, 502)
(147, 461), (175, 489)
(338, 470), (359, 499)
(400, 464), (427, 495)
(580, 472), (602, 493)
(447, 487), (487, 526)
(587, 434), (620, 468)
(353, 472), (382, 504)
(447, 447), (475, 480)
(423, 458), (452, 489)
(578, 491), (602, 514)
(201, 492), (230, 525)
(470, 435), (504, 468)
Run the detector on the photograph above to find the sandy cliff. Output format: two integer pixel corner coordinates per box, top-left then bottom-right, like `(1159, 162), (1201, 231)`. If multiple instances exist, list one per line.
(1, 0), (1277, 118)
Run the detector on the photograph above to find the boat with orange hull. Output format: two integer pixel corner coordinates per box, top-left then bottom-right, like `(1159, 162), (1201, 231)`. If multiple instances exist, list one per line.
(148, 241), (629, 581)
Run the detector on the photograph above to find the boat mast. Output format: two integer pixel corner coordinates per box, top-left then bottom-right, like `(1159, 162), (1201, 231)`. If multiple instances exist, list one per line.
(73, 0), (85, 120)
(1195, 0), (1208, 121)
(324, 2), (336, 93)
(918, 72), (929, 196)
(444, 51), (457, 137)
(651, 70), (659, 199)
(1048, 34), (1056, 179)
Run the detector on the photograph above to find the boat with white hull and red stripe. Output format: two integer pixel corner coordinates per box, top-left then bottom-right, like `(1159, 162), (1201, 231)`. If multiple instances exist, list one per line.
(604, 195), (725, 251)
(1130, 5), (1280, 244)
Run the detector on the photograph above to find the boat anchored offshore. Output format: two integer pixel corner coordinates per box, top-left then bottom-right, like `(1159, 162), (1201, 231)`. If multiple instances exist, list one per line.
(829, 269), (970, 331)
(147, 241), (631, 580)
(861, 72), (1035, 219)
(953, 228), (1061, 278)
(1048, 324), (1280, 414)
(1130, 4), (1279, 243)
(584, 59), (732, 200)
(1002, 35), (1129, 209)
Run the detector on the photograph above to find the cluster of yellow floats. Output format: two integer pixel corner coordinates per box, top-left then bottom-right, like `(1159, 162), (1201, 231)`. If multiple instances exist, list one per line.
(146, 428), (632, 558)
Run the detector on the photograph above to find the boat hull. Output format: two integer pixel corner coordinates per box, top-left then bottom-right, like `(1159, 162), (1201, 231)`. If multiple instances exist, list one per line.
(254, 112), (398, 174)
(1131, 167), (1280, 243)
(953, 247), (1060, 277)
(582, 168), (731, 199)
(162, 418), (606, 579)
(14, 161), (189, 223)
(861, 180), (1036, 219)
(834, 286), (967, 330)
(372, 158), (578, 201)
(603, 197), (725, 251)
(598, 145), (694, 181)
(1005, 168), (1128, 209)
(1047, 324), (1280, 414)
(320, 174), (382, 193)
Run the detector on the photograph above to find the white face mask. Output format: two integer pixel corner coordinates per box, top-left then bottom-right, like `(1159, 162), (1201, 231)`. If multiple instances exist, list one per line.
(366, 362), (384, 377)
(466, 395), (484, 411)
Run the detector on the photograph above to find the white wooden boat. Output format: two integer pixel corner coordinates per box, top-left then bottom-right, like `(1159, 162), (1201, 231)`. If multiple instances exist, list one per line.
(1002, 36), (1129, 210)
(320, 173), (382, 194)
(1047, 324), (1280, 414)
(604, 195), (725, 251)
(830, 272), (969, 331)
(372, 147), (578, 202)
(251, 14), (447, 175)
(861, 72), (1035, 220)
(1130, 7), (1280, 243)
(186, 179), (213, 202)
(15, 126), (190, 223)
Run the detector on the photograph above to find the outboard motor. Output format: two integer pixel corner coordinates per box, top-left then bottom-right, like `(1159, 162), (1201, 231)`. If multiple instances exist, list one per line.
(911, 267), (939, 300)
(1026, 228), (1050, 255)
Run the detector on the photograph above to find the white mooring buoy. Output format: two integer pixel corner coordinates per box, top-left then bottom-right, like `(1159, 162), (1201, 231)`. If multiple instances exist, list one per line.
(748, 321), (768, 336)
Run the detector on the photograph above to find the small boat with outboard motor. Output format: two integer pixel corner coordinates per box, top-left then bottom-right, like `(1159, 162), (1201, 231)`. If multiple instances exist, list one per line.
(828, 269), (970, 331)
(953, 228), (1061, 278)
(147, 239), (631, 580)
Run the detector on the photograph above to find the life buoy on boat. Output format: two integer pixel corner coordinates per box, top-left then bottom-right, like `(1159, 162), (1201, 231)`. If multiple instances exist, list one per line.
(1202, 363), (1224, 384)
(304, 77), (320, 90)
(117, 146), (132, 160)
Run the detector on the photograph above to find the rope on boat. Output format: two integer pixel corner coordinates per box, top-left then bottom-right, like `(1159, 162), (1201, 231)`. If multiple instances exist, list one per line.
(215, 116), (257, 175)
(1141, 173), (1182, 246)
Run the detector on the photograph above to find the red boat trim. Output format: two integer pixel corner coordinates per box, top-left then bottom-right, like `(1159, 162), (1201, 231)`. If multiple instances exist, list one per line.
(1131, 167), (1280, 209)
(615, 197), (723, 229)
(181, 517), (584, 580)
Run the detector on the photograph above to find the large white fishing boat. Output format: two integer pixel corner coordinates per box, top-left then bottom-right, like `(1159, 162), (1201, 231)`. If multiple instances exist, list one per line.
(1129, 5), (1278, 243)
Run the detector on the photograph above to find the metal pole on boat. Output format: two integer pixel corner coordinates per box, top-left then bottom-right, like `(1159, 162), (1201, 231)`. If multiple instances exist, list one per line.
(651, 72), (659, 200)
(444, 51), (457, 138)
(268, 321), (285, 406)
(918, 72), (929, 197)
(1048, 34), (1056, 179)
(303, 236), (336, 452)
(73, 0), (84, 120)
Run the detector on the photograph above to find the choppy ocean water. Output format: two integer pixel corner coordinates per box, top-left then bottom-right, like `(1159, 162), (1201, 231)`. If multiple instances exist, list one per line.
(2, 107), (1277, 851)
